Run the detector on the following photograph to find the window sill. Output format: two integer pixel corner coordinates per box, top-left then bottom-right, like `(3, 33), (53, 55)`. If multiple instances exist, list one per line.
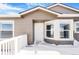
(75, 32), (79, 33)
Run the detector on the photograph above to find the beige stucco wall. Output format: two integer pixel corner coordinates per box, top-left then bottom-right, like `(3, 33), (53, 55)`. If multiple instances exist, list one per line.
(14, 16), (79, 45)
(48, 5), (79, 14)
(0, 9), (79, 45)
(14, 10), (57, 44)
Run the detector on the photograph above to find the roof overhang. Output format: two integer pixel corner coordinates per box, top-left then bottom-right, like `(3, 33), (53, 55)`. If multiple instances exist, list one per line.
(58, 14), (79, 17)
(0, 14), (21, 18)
(20, 7), (60, 16)
(0, 13), (79, 18)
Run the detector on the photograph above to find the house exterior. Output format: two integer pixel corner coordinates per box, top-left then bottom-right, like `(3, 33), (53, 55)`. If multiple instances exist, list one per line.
(1, 3), (79, 45)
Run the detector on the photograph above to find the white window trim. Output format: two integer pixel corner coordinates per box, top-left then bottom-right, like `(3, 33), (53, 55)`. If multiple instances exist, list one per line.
(60, 24), (70, 38)
(75, 21), (79, 33)
(44, 21), (54, 39)
(61, 20), (73, 41)
(0, 20), (14, 39)
(44, 19), (73, 41)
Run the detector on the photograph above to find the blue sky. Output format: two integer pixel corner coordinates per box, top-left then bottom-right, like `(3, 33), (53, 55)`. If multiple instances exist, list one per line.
(0, 3), (79, 14)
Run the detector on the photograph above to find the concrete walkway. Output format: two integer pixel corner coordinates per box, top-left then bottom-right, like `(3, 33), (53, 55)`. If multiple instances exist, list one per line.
(17, 40), (79, 55)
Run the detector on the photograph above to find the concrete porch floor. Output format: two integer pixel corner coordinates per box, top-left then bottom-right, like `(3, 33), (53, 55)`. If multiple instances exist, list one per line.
(17, 40), (79, 55)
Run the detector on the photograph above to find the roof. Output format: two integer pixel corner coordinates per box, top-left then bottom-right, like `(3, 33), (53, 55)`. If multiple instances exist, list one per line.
(48, 3), (79, 13)
(20, 7), (60, 16)
(1, 3), (79, 18)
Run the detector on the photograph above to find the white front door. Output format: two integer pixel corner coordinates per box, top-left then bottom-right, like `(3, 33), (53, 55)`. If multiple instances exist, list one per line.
(34, 23), (44, 43)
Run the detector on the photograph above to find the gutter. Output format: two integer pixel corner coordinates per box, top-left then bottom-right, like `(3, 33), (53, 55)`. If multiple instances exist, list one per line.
(0, 14), (21, 18)
(58, 14), (79, 17)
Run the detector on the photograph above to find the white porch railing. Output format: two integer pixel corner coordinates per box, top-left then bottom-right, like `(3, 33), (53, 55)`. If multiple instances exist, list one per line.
(0, 34), (27, 55)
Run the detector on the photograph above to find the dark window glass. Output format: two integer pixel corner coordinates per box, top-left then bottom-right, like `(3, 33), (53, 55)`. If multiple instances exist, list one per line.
(64, 25), (69, 30)
(1, 31), (13, 38)
(46, 24), (54, 38)
(60, 24), (69, 30)
(60, 24), (69, 38)
(76, 23), (79, 32)
(46, 31), (51, 37)
(46, 25), (51, 30)
(64, 31), (69, 38)
(60, 31), (69, 38)
(76, 28), (79, 32)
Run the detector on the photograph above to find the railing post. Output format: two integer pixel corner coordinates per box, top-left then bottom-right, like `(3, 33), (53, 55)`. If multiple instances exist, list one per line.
(14, 38), (18, 54)
(0, 34), (27, 55)
(5, 42), (7, 55)
(0, 43), (1, 55)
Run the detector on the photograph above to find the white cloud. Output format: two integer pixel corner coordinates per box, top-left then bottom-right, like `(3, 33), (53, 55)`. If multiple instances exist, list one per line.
(0, 3), (23, 11)
(0, 3), (24, 14)
(27, 3), (46, 6)
(5, 12), (19, 15)
(0, 3), (52, 14)
(25, 3), (52, 8)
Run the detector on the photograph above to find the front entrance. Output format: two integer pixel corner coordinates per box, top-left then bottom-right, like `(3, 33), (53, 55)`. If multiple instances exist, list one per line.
(34, 22), (44, 44)
(34, 19), (74, 45)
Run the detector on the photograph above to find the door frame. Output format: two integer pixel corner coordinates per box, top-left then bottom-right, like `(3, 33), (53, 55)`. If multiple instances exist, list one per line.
(34, 22), (44, 44)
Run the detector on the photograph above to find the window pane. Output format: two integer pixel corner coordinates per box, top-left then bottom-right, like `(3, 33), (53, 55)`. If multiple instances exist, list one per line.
(46, 25), (51, 30)
(51, 31), (54, 38)
(0, 32), (1, 38)
(60, 31), (64, 38)
(76, 23), (79, 32)
(60, 24), (69, 30)
(46, 24), (54, 38)
(2, 24), (12, 31)
(46, 31), (51, 37)
(64, 31), (69, 38)
(0, 23), (2, 29)
(76, 23), (79, 27)
(76, 28), (79, 32)
(60, 31), (69, 38)
(1, 31), (13, 38)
